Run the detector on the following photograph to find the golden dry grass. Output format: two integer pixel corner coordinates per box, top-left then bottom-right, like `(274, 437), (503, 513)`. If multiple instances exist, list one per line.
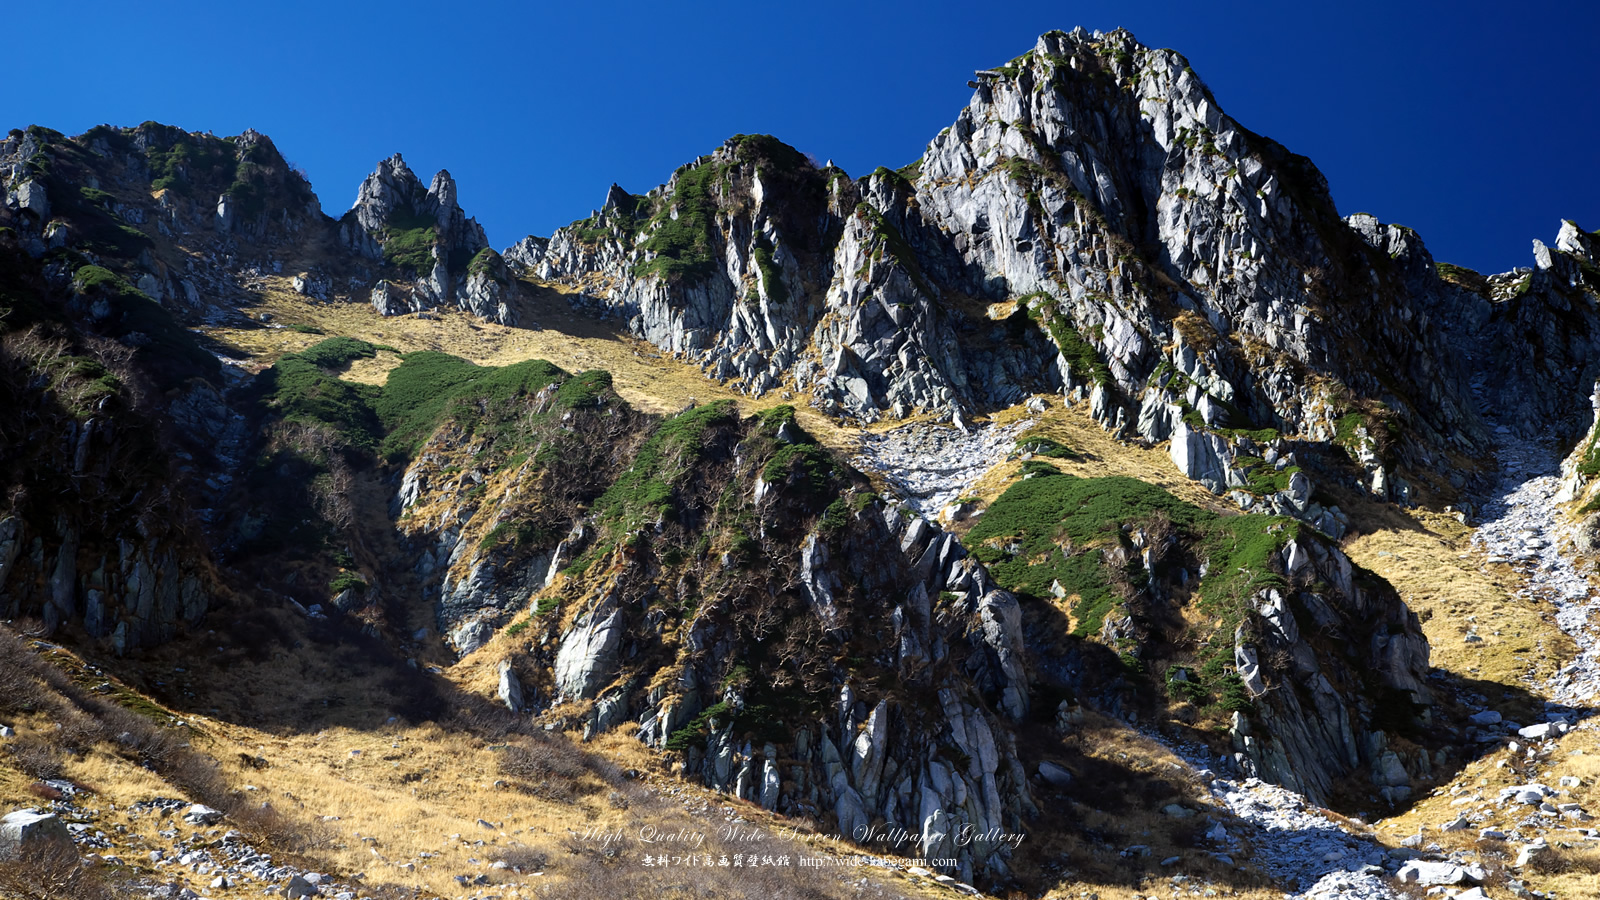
(0, 635), (955, 900)
(202, 277), (878, 448)
(1343, 504), (1575, 695)
(1376, 723), (1600, 899)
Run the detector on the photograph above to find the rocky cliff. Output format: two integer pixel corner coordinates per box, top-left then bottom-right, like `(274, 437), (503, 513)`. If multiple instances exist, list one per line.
(0, 231), (223, 653)
(5, 25), (1600, 894)
(509, 29), (1522, 529)
(515, 135), (1060, 424)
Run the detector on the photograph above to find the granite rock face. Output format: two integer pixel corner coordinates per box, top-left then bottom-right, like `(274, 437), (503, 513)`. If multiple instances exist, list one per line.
(338, 152), (512, 322)
(507, 29), (1510, 524)
(522, 136), (1061, 425)
(1224, 535), (1432, 805)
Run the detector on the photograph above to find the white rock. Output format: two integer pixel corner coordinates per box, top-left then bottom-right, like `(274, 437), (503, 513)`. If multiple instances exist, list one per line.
(1395, 860), (1473, 885)
(184, 804), (223, 825)
(1518, 722), (1557, 739)
(1514, 842), (1547, 867)
(0, 810), (72, 857)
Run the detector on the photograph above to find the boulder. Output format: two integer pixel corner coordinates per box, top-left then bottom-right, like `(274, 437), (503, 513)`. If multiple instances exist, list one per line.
(1395, 860), (1474, 886)
(497, 660), (524, 713)
(182, 804), (223, 825)
(0, 810), (72, 858)
(1037, 761), (1073, 788)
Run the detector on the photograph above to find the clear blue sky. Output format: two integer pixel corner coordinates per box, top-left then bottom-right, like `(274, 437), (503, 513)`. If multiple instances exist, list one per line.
(10, 1), (1597, 275)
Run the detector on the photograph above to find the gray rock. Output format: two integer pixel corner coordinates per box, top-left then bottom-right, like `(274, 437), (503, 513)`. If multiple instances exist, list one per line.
(1037, 761), (1073, 788)
(554, 601), (623, 699)
(496, 660), (524, 713)
(0, 810), (72, 858)
(1395, 860), (1474, 885)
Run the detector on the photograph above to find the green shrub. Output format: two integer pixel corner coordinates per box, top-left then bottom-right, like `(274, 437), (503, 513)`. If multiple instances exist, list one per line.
(374, 353), (567, 461)
(1014, 435), (1078, 459)
(328, 571), (367, 594)
(819, 497), (851, 532)
(1166, 667), (1206, 704)
(294, 337), (376, 369)
(761, 443), (835, 489)
(554, 369), (612, 408)
(382, 225), (437, 275)
(751, 235), (787, 302)
(664, 701), (731, 752)
(258, 343), (383, 449)
(78, 186), (114, 206)
(590, 401), (737, 532)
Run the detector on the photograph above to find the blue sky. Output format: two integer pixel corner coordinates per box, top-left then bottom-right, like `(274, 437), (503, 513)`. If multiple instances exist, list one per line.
(10, 1), (1597, 274)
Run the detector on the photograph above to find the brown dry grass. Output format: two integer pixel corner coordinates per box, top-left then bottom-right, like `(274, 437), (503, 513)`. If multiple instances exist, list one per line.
(1343, 504), (1574, 696)
(1376, 723), (1600, 900)
(202, 278), (875, 449)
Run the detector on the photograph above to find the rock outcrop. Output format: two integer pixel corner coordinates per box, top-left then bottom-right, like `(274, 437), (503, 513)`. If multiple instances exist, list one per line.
(339, 153), (511, 323)
(522, 136), (1060, 424)
(0, 233), (219, 653)
(506, 30), (1512, 524)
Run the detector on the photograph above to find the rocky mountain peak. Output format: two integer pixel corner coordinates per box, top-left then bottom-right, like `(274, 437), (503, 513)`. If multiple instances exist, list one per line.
(1555, 217), (1595, 262)
(602, 182), (631, 213)
(350, 151), (416, 231)
(428, 167), (455, 199)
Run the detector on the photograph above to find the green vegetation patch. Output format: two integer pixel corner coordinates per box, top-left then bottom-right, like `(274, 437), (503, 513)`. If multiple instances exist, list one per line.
(143, 127), (235, 196)
(1019, 293), (1111, 387)
(382, 221), (439, 276)
(590, 400), (738, 532)
(968, 470), (1296, 633)
(258, 339), (384, 449)
(1014, 434), (1078, 459)
(71, 265), (218, 387)
(1233, 455), (1302, 496)
(293, 337), (377, 370)
(467, 248), (509, 284)
(373, 353), (567, 460)
(750, 235), (787, 302)
(1434, 262), (1488, 295)
(633, 160), (720, 283)
(632, 133), (814, 284)
(328, 571), (367, 594)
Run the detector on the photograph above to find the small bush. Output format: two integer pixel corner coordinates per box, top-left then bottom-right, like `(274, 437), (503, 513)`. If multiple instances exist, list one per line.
(499, 737), (587, 781)
(328, 571), (367, 594)
(0, 840), (136, 900)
